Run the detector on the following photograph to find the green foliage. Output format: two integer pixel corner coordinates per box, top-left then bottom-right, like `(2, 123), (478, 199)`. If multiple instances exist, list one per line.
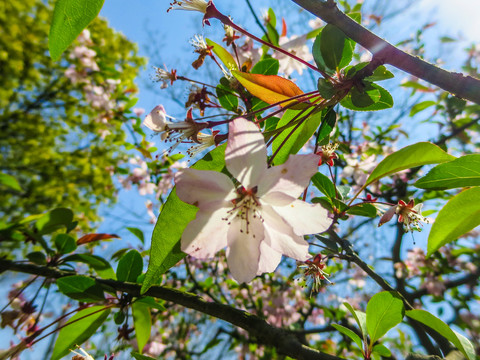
(251, 58), (280, 75)
(366, 291), (404, 345)
(0, 0), (145, 231)
(49, 0), (105, 60)
(365, 142), (456, 186)
(406, 310), (476, 360)
(340, 83), (394, 111)
(427, 187), (480, 256)
(116, 249), (143, 283)
(132, 301), (152, 353)
(142, 144), (227, 293)
(51, 306), (110, 360)
(415, 154), (480, 190)
(56, 275), (105, 302)
(271, 109), (323, 165)
(312, 25), (354, 72)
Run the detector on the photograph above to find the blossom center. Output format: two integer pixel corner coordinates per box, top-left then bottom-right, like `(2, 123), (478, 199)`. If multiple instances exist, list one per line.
(223, 185), (263, 235)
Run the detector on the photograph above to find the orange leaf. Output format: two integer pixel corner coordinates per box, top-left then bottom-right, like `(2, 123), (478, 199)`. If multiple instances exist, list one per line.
(232, 71), (306, 108)
(77, 233), (120, 245)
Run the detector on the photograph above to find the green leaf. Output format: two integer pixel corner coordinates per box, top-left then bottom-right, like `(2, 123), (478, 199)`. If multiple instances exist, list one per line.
(319, 24), (354, 70)
(116, 250), (143, 283)
(26, 251), (47, 265)
(365, 142), (455, 186)
(365, 65), (394, 82)
(366, 291), (404, 344)
(142, 144), (227, 294)
(216, 84), (238, 112)
(135, 297), (166, 311)
(341, 83), (393, 111)
(127, 227), (145, 244)
(332, 324), (363, 351)
(372, 344), (391, 357)
(0, 173), (22, 191)
(406, 309), (475, 360)
(344, 302), (368, 338)
(132, 302), (151, 353)
(427, 187), (480, 256)
(409, 100), (437, 116)
(205, 38), (238, 70)
(54, 233), (77, 254)
(312, 172), (336, 199)
(63, 253), (116, 279)
(131, 352), (157, 360)
(36, 208), (74, 235)
(49, 0), (105, 60)
(272, 109), (323, 165)
(317, 78), (336, 100)
(56, 275), (105, 302)
(251, 58), (280, 75)
(346, 203), (377, 218)
(51, 306), (110, 360)
(414, 154), (480, 190)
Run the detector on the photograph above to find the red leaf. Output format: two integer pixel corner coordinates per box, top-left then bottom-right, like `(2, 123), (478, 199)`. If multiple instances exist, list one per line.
(77, 233), (120, 245)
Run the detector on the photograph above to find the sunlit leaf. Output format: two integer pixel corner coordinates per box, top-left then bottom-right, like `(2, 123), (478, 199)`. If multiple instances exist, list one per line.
(36, 208), (74, 235)
(365, 142), (455, 186)
(332, 324), (363, 351)
(409, 100), (437, 116)
(406, 309), (475, 360)
(0, 173), (22, 191)
(54, 233), (77, 254)
(251, 58), (280, 75)
(340, 83), (393, 111)
(133, 302), (151, 353)
(117, 250), (143, 283)
(205, 38), (238, 70)
(271, 109), (322, 165)
(427, 187), (480, 257)
(51, 306), (110, 360)
(232, 71), (305, 107)
(49, 0), (105, 60)
(366, 291), (404, 344)
(344, 302), (367, 338)
(414, 154), (480, 190)
(56, 275), (105, 302)
(312, 172), (336, 199)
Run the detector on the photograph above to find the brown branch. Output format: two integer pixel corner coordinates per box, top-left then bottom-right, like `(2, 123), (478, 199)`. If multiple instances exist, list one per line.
(0, 259), (342, 360)
(290, 0), (480, 105)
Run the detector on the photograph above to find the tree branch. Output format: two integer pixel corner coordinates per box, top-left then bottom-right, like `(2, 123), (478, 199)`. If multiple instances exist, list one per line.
(0, 259), (343, 360)
(290, 0), (480, 105)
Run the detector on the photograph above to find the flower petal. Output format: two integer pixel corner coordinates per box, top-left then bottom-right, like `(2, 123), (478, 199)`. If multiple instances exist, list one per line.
(226, 215), (264, 283)
(225, 118), (267, 189)
(261, 205), (310, 261)
(175, 168), (235, 211)
(256, 241), (282, 275)
(181, 206), (230, 258)
(272, 199), (332, 235)
(144, 105), (167, 132)
(257, 154), (319, 198)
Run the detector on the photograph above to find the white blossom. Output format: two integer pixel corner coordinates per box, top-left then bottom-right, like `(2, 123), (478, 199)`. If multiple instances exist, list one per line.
(174, 118), (332, 283)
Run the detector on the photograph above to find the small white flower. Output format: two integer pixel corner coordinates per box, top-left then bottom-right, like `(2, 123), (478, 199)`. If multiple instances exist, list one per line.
(175, 118), (333, 283)
(168, 0), (209, 13)
(70, 346), (94, 360)
(153, 65), (177, 89)
(273, 35), (313, 76)
(186, 131), (217, 157)
(144, 106), (207, 154)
